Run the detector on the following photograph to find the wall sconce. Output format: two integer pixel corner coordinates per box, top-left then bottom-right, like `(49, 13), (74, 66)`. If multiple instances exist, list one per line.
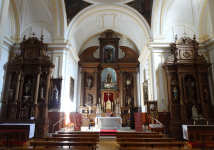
(163, 110), (167, 116)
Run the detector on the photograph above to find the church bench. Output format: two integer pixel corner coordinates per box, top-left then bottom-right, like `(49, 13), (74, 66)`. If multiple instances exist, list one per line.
(116, 138), (175, 143)
(29, 141), (98, 149)
(8, 147), (97, 150)
(52, 134), (99, 138)
(57, 131), (99, 135)
(43, 137), (99, 142)
(116, 132), (158, 135)
(116, 134), (164, 138)
(118, 141), (184, 149)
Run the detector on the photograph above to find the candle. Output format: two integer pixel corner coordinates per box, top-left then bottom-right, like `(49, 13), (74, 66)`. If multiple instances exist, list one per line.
(194, 121), (195, 125)
(115, 100), (116, 104)
(207, 121), (209, 125)
(99, 98), (100, 104)
(117, 98), (119, 104)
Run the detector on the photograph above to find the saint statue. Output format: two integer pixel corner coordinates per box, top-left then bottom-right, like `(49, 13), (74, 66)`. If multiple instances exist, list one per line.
(186, 77), (195, 101)
(25, 79), (32, 95)
(87, 94), (92, 105)
(40, 87), (44, 99)
(9, 87), (14, 99)
(191, 105), (199, 120)
(87, 78), (92, 89)
(106, 72), (112, 83)
(52, 85), (59, 102)
(126, 78), (131, 86)
(126, 95), (131, 106)
(173, 87), (178, 99)
(204, 88), (209, 101)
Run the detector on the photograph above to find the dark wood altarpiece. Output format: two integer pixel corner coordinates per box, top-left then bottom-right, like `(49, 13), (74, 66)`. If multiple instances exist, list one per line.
(163, 36), (214, 138)
(0, 35), (54, 138)
(79, 29), (139, 128)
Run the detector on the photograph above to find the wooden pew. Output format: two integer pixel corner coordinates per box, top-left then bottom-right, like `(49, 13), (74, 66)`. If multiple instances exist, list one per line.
(30, 141), (98, 149)
(52, 134), (99, 138)
(118, 141), (184, 149)
(116, 134), (164, 138)
(43, 137), (99, 142)
(9, 147), (94, 150)
(116, 132), (158, 135)
(57, 131), (99, 135)
(117, 138), (175, 143)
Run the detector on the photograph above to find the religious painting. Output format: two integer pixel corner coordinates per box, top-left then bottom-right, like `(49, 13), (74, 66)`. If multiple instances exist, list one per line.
(185, 75), (196, 102)
(64, 0), (92, 25)
(103, 45), (115, 63)
(147, 101), (158, 118)
(126, 0), (153, 28)
(70, 77), (74, 102)
(143, 80), (148, 105)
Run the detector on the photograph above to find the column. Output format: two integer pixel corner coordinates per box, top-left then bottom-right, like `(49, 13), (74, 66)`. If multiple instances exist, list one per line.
(34, 72), (41, 104)
(120, 71), (124, 106)
(14, 73), (21, 103)
(80, 71), (85, 106)
(198, 73), (204, 104)
(45, 72), (51, 103)
(94, 71), (98, 105)
(133, 71), (138, 107)
(178, 72), (184, 105)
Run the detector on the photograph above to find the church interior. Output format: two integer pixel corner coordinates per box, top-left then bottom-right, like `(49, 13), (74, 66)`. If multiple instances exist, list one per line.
(0, 0), (214, 149)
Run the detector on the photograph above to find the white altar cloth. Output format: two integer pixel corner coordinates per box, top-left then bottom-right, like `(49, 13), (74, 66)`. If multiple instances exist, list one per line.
(95, 117), (122, 130)
(182, 125), (214, 140)
(0, 123), (35, 138)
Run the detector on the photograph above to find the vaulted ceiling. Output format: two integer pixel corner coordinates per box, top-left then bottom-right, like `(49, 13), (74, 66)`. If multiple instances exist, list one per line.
(5, 0), (213, 56)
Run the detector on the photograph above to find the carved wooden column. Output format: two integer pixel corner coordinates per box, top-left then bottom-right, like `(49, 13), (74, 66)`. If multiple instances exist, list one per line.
(80, 71), (85, 106)
(132, 71), (138, 107)
(34, 71), (41, 104)
(178, 72), (184, 105)
(14, 73), (21, 103)
(120, 71), (124, 106)
(94, 71), (98, 104)
(198, 73), (204, 104)
(166, 72), (172, 105)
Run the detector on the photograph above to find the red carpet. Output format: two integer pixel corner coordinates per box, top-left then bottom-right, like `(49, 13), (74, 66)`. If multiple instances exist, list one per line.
(100, 129), (117, 136)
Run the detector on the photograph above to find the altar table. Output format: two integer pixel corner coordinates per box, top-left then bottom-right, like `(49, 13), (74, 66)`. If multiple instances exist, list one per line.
(0, 123), (35, 138)
(95, 117), (122, 130)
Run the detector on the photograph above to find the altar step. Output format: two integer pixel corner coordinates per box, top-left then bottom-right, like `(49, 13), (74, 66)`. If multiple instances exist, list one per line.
(100, 129), (117, 136)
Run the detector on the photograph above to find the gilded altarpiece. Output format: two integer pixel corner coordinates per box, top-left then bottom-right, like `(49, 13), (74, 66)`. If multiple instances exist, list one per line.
(78, 29), (139, 127)
(163, 36), (213, 138)
(1, 35), (54, 138)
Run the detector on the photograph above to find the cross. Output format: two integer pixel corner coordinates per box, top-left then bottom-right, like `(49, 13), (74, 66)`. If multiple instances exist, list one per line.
(106, 92), (111, 101)
(32, 32), (36, 38)
(183, 32), (187, 37)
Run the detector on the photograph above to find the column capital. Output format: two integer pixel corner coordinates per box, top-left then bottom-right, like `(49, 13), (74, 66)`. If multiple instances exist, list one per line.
(132, 71), (137, 76)
(94, 71), (98, 76)
(120, 71), (124, 76)
(80, 71), (85, 75)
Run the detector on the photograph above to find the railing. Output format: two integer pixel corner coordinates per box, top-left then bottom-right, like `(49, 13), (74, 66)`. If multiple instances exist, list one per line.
(52, 117), (68, 133)
(153, 118), (165, 135)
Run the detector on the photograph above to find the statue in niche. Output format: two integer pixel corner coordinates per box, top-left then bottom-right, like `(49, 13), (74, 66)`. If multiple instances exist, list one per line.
(21, 105), (28, 118)
(126, 77), (131, 86)
(191, 105), (199, 120)
(9, 87), (14, 99)
(52, 85), (59, 102)
(186, 77), (195, 101)
(104, 45), (114, 63)
(40, 87), (44, 99)
(204, 88), (209, 101)
(87, 78), (92, 90)
(25, 79), (32, 96)
(173, 87), (178, 100)
(87, 94), (93, 105)
(104, 71), (116, 89)
(126, 95), (132, 107)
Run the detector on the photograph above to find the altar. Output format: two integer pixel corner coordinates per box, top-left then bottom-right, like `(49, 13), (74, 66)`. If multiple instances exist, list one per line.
(95, 117), (122, 130)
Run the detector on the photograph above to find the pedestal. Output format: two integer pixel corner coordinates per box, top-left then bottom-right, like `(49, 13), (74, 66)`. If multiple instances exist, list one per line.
(106, 109), (111, 113)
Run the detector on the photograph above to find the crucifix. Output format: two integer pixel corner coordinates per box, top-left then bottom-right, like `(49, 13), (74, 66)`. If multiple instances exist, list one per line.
(107, 92), (111, 100)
